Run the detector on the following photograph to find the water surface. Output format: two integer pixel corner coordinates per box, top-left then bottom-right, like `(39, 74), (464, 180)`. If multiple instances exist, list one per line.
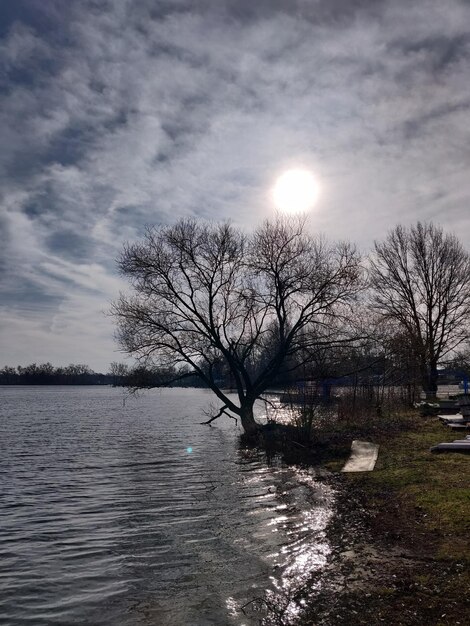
(0, 386), (334, 625)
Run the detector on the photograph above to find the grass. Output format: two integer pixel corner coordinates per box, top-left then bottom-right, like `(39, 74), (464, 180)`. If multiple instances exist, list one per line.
(354, 414), (470, 559)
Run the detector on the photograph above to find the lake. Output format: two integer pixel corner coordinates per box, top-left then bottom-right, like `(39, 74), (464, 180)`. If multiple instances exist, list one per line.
(0, 386), (334, 625)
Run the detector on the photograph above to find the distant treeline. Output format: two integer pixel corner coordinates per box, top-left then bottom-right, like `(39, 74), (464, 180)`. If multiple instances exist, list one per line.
(0, 362), (206, 387)
(1, 358), (466, 390)
(0, 363), (111, 385)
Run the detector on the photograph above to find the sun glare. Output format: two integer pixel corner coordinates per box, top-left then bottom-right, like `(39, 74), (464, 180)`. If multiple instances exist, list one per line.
(272, 169), (319, 214)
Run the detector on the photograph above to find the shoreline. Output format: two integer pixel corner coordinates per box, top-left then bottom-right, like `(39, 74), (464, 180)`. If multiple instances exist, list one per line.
(256, 414), (469, 625)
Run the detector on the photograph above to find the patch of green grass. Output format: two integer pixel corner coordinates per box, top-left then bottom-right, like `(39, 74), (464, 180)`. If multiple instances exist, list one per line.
(415, 487), (470, 521)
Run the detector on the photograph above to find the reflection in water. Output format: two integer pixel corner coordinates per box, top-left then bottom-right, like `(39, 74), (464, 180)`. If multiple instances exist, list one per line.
(0, 387), (334, 626)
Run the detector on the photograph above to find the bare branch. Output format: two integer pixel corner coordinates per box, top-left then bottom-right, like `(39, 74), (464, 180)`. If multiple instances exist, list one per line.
(201, 404), (238, 426)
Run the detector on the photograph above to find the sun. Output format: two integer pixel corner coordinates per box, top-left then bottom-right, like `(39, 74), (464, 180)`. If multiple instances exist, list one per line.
(272, 169), (320, 214)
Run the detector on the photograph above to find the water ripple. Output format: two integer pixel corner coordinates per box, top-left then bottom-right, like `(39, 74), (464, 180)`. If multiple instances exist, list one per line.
(0, 386), (334, 625)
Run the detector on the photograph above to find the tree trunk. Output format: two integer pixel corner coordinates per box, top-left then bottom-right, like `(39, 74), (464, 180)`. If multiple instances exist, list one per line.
(422, 361), (438, 401)
(428, 362), (439, 399)
(240, 404), (259, 436)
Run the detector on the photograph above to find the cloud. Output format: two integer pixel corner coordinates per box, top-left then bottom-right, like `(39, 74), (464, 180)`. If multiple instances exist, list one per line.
(1, 0), (470, 369)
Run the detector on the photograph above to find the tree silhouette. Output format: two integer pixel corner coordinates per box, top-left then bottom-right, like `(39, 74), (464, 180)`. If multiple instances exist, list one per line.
(370, 222), (470, 399)
(112, 215), (362, 434)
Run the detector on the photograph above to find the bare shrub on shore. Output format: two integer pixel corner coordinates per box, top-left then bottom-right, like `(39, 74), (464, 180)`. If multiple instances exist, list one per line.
(336, 384), (412, 425)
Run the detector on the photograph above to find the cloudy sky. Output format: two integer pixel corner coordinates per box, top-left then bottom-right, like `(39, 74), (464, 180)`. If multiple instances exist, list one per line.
(1, 0), (469, 372)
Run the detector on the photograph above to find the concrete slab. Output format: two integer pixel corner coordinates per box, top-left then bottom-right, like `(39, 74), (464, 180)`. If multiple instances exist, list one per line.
(342, 440), (379, 472)
(438, 414), (465, 422)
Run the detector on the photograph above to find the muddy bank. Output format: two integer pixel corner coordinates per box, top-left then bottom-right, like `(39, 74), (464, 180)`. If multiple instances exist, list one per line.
(296, 477), (469, 626)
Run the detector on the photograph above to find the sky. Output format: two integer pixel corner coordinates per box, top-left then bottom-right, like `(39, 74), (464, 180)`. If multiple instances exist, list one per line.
(1, 0), (470, 372)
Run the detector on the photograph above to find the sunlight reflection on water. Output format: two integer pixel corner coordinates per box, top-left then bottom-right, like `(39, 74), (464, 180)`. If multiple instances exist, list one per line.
(270, 470), (333, 623)
(226, 465), (335, 625)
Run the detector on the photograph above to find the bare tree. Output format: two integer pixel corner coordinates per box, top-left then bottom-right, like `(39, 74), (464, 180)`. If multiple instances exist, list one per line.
(112, 215), (362, 435)
(370, 222), (470, 399)
(108, 361), (130, 386)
